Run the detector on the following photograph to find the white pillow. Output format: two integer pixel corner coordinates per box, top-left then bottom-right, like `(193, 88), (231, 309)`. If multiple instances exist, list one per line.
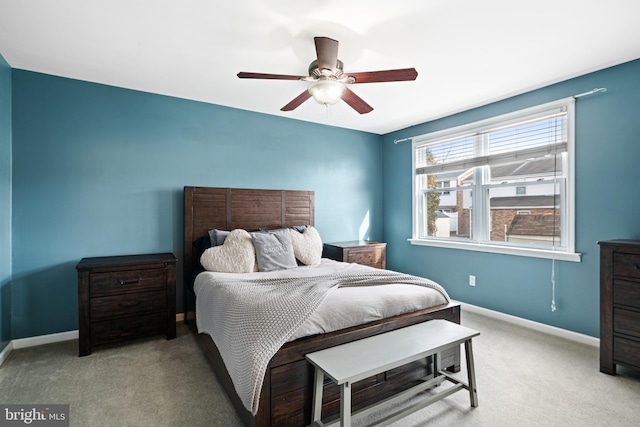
(290, 226), (323, 265)
(200, 229), (256, 273)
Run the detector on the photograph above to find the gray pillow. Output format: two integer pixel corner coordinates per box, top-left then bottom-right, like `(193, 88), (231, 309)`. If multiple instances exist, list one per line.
(208, 229), (230, 246)
(250, 229), (298, 272)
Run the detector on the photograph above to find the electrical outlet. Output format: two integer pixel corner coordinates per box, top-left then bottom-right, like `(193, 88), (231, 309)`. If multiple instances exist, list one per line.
(469, 275), (476, 286)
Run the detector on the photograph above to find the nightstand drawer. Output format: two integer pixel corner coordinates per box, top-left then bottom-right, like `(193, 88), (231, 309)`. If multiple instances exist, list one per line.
(90, 268), (166, 296)
(614, 308), (640, 338)
(346, 248), (384, 268)
(91, 312), (167, 346)
(614, 336), (640, 369)
(614, 253), (640, 279)
(90, 290), (167, 321)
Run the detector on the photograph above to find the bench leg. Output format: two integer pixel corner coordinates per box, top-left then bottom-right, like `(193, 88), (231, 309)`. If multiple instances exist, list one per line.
(312, 368), (324, 425)
(340, 382), (352, 427)
(433, 351), (441, 383)
(464, 339), (478, 407)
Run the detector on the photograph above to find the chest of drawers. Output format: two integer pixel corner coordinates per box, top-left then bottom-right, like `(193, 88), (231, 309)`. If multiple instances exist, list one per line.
(599, 240), (640, 374)
(322, 241), (386, 269)
(77, 253), (177, 356)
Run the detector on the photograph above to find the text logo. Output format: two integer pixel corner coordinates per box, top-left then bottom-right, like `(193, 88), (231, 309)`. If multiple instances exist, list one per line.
(0, 405), (69, 426)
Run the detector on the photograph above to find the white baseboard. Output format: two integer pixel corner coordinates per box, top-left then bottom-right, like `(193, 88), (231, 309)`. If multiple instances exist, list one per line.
(2, 330), (78, 365)
(0, 313), (187, 366)
(0, 341), (14, 366)
(459, 301), (600, 347)
(11, 330), (79, 350)
(1, 309), (597, 367)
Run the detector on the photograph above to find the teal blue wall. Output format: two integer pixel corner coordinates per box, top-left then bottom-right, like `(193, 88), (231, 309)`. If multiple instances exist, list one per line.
(383, 58), (640, 337)
(0, 53), (11, 350)
(7, 58), (640, 340)
(11, 70), (382, 339)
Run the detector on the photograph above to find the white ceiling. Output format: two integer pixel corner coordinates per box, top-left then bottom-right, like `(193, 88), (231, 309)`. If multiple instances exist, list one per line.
(1, 0), (639, 134)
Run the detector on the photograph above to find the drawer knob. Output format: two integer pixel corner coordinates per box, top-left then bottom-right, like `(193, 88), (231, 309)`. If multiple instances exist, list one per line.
(119, 277), (142, 285)
(635, 264), (640, 270)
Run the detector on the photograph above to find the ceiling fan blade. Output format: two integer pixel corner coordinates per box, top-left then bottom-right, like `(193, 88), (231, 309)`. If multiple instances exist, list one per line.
(314, 37), (339, 72)
(342, 88), (373, 114)
(346, 68), (418, 84)
(281, 90), (312, 111)
(237, 72), (305, 80)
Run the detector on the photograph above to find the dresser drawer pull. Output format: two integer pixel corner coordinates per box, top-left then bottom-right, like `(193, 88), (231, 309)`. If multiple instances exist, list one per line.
(119, 277), (142, 286)
(118, 301), (143, 309)
(635, 264), (640, 270)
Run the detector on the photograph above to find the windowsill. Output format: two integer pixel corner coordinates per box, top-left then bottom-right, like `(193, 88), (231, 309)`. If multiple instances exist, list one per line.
(408, 238), (581, 262)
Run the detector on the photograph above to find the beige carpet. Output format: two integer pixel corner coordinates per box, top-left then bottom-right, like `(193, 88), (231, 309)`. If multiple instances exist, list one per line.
(1, 311), (639, 426)
(0, 325), (242, 426)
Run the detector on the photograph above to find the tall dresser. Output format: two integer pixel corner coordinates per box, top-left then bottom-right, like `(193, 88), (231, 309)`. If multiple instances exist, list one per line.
(599, 240), (640, 374)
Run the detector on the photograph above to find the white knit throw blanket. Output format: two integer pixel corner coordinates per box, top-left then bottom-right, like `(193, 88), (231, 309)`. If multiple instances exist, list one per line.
(195, 269), (450, 415)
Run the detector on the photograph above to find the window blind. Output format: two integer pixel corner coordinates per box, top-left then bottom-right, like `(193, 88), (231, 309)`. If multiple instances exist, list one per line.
(415, 109), (568, 176)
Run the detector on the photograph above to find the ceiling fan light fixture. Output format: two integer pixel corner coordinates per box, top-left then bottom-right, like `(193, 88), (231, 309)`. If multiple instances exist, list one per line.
(308, 79), (346, 106)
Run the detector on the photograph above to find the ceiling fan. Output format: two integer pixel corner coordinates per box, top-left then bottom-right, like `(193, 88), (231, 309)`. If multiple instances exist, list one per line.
(237, 36), (418, 114)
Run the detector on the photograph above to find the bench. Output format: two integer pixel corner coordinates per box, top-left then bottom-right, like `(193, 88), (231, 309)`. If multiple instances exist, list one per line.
(305, 319), (480, 427)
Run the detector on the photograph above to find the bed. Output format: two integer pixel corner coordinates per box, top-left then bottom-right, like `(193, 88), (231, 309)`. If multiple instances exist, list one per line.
(183, 186), (461, 427)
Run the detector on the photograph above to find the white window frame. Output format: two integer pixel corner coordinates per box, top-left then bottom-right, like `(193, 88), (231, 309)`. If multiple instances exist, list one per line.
(410, 98), (581, 262)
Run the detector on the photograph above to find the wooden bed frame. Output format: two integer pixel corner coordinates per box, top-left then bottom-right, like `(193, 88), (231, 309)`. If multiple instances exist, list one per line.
(183, 186), (461, 427)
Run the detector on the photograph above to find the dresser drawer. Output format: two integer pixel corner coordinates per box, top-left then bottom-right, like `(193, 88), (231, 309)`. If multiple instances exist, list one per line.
(614, 307), (640, 338)
(90, 312), (167, 346)
(614, 253), (640, 279)
(613, 279), (640, 310)
(346, 248), (384, 269)
(614, 336), (640, 369)
(90, 268), (167, 296)
(90, 290), (167, 321)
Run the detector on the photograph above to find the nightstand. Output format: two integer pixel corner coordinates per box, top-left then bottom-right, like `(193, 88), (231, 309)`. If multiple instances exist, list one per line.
(77, 253), (177, 356)
(322, 241), (386, 269)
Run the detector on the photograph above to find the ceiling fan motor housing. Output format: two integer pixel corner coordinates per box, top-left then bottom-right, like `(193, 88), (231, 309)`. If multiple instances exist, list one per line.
(309, 59), (344, 78)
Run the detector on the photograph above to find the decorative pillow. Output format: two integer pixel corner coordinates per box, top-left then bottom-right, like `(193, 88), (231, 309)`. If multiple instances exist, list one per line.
(208, 229), (230, 246)
(290, 226), (323, 265)
(200, 229), (256, 273)
(250, 229), (298, 272)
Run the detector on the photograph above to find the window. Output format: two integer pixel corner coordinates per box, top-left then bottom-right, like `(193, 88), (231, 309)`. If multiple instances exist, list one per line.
(411, 98), (579, 262)
(438, 181), (451, 195)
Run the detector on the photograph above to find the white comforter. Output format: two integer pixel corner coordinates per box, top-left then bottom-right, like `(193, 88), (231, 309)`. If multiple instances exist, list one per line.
(288, 263), (450, 340)
(194, 259), (449, 415)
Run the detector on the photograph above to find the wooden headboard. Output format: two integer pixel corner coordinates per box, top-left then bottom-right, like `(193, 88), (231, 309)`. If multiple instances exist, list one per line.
(183, 186), (315, 286)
